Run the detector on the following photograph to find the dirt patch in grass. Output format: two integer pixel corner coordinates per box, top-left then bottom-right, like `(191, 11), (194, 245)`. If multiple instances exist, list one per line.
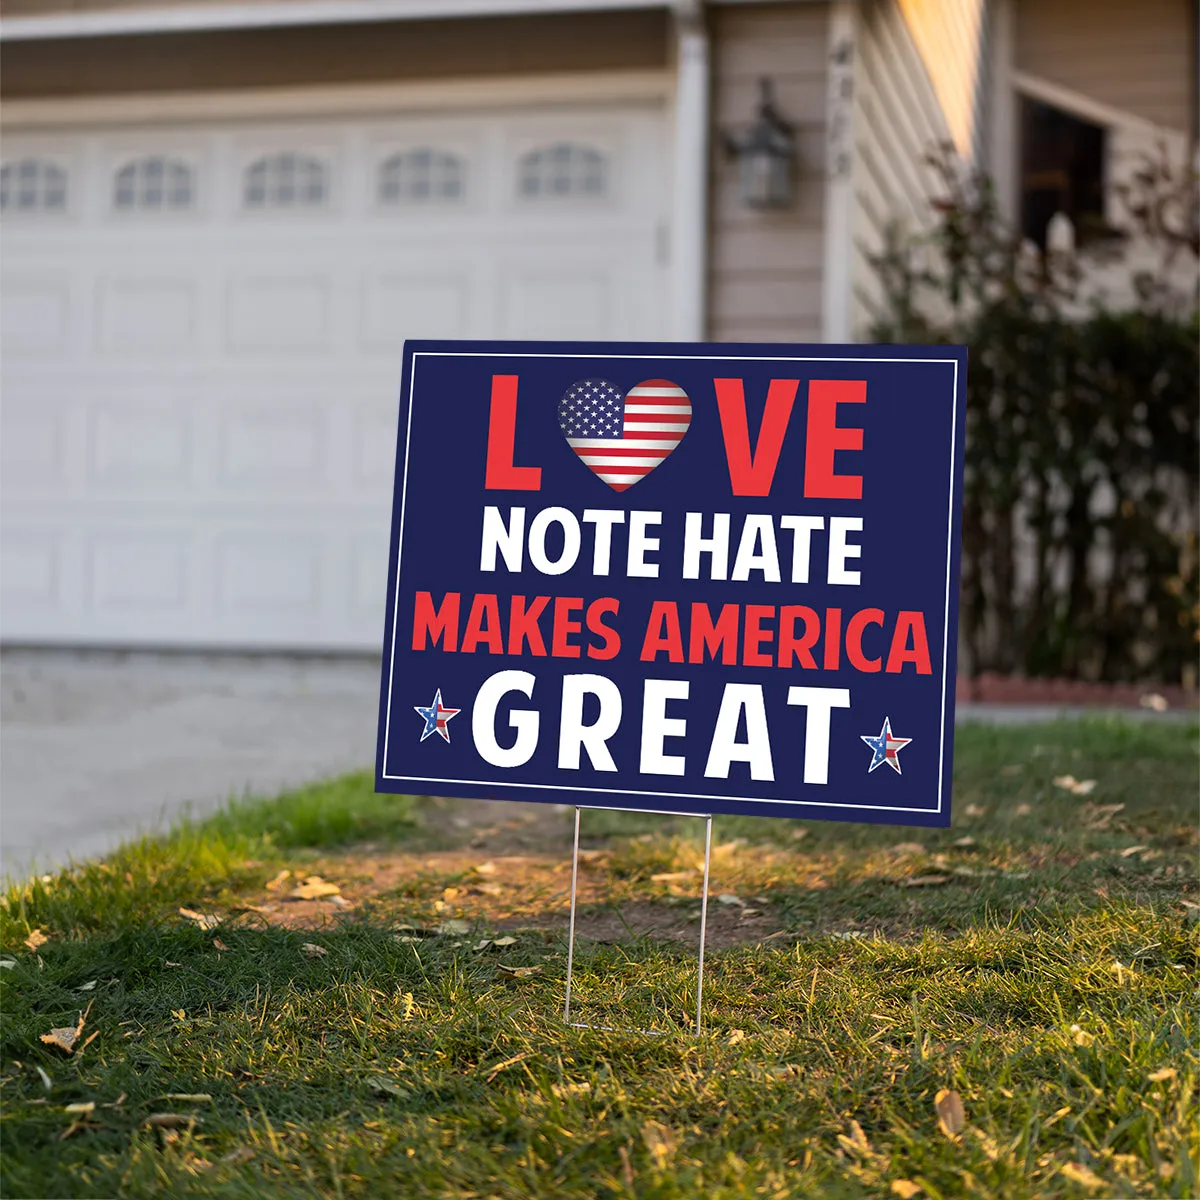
(227, 849), (800, 951)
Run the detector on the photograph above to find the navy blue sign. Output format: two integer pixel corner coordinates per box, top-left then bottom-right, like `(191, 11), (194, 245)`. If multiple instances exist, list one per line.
(376, 341), (966, 828)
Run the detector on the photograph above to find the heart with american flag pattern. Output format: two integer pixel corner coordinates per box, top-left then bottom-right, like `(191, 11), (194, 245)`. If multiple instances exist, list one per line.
(557, 377), (692, 491)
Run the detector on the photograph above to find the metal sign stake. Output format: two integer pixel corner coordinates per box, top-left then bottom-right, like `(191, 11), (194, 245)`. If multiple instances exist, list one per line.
(563, 805), (714, 1036)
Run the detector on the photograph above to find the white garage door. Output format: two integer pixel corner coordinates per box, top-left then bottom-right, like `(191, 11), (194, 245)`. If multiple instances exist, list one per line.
(1, 99), (671, 649)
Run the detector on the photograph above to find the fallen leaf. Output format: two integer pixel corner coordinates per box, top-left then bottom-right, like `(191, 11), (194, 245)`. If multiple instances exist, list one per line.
(435, 918), (471, 936)
(790, 828), (808, 840)
(1070, 1024), (1095, 1046)
(24, 929), (48, 952)
(143, 1113), (199, 1129)
(442, 887), (462, 901)
(162, 1093), (212, 1103)
(1080, 802), (1125, 830)
(717, 893), (745, 907)
(651, 871), (696, 882)
(551, 1081), (592, 1098)
(1139, 692), (1169, 712)
(212, 938), (229, 951)
(641, 1120), (677, 1171)
(1053, 775), (1097, 796)
(901, 875), (950, 888)
(473, 939), (492, 951)
(329, 895), (351, 908)
(474, 862), (497, 875)
(76, 980), (97, 992)
(1147, 1067), (1177, 1082)
(474, 882), (503, 897)
(1119, 845), (1149, 858)
(890, 842), (925, 857)
(58, 1120), (96, 1141)
(765, 1064), (802, 1079)
(393, 935), (422, 944)
(891, 1182), (922, 1199)
(178, 908), (220, 930)
(963, 803), (987, 818)
(264, 869), (291, 891)
(64, 1101), (95, 1114)
(971, 1128), (1002, 1161)
(837, 1119), (872, 1157)
(0, 959), (16, 970)
(220, 1147), (256, 1166)
(484, 1051), (531, 1082)
(491, 936), (518, 947)
(300, 943), (328, 958)
(497, 964), (540, 978)
(289, 876), (341, 900)
(40, 1004), (90, 1054)
(1060, 1162), (1105, 1190)
(366, 1075), (409, 1098)
(934, 1089), (966, 1139)
(1015, 803), (1033, 816)
(727, 1029), (746, 1046)
(952, 836), (976, 848)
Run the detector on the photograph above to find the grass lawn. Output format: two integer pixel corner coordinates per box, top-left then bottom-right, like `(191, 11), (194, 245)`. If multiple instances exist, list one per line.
(1, 718), (1196, 1199)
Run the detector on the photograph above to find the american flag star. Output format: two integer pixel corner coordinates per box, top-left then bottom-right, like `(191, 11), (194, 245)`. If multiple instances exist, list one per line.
(860, 717), (912, 775)
(413, 688), (460, 744)
(557, 377), (692, 492)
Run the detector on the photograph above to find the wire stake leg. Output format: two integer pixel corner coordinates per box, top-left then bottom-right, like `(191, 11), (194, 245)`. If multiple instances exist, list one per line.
(696, 814), (713, 1036)
(563, 806), (582, 1024)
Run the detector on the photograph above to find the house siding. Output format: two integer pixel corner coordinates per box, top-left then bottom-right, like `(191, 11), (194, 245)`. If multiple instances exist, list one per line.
(0, 10), (670, 96)
(1015, 0), (1194, 133)
(848, 0), (950, 337)
(895, 0), (988, 156)
(707, 2), (828, 343)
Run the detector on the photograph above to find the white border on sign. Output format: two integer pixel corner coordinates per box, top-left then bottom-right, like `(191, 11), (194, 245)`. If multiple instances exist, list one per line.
(382, 350), (960, 814)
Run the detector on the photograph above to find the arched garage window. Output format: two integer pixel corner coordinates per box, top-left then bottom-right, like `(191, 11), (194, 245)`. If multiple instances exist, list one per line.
(0, 159), (67, 213)
(244, 152), (328, 210)
(517, 143), (607, 198)
(113, 156), (194, 212)
(378, 149), (464, 204)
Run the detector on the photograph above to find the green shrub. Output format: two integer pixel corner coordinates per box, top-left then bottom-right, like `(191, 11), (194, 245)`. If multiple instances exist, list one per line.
(871, 146), (1198, 685)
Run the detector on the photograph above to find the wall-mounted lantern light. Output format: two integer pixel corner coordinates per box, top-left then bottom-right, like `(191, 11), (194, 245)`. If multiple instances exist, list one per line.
(724, 78), (797, 210)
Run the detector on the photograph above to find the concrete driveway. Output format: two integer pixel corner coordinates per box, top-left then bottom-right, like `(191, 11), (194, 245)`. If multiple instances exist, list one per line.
(1, 650), (381, 879)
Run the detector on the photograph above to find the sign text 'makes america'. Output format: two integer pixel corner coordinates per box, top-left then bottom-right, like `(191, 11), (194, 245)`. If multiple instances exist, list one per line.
(376, 342), (966, 827)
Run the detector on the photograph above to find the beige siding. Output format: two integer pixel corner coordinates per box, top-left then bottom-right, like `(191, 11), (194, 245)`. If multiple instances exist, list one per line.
(848, 0), (951, 336)
(895, 0), (987, 156)
(0, 10), (669, 96)
(1015, 0), (1194, 133)
(707, 2), (828, 343)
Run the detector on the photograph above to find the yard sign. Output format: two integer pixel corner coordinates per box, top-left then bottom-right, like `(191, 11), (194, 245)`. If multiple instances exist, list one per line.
(375, 342), (966, 828)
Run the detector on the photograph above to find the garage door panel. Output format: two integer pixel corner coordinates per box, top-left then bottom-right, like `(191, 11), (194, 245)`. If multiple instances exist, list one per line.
(225, 275), (333, 354)
(217, 406), (327, 487)
(88, 534), (191, 612)
(2, 408), (68, 488)
(1, 276), (73, 357)
(359, 271), (471, 347)
(97, 277), (199, 355)
(88, 402), (193, 488)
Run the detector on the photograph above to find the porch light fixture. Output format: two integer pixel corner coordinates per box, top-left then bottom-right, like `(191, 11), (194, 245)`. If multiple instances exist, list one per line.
(725, 78), (797, 211)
